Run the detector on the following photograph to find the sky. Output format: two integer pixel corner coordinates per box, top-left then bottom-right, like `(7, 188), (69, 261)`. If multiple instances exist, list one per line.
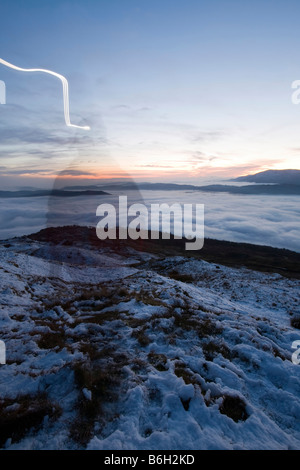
(1, 0), (300, 188)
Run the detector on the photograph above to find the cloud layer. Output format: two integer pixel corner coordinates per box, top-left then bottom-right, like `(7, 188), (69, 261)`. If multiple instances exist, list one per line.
(0, 189), (299, 253)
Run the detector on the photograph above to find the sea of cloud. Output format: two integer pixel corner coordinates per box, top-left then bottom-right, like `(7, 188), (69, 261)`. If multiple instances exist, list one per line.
(0, 189), (299, 253)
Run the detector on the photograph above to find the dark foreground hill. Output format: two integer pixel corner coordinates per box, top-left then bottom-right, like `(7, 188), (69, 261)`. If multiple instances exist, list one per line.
(28, 225), (300, 279)
(0, 224), (299, 449)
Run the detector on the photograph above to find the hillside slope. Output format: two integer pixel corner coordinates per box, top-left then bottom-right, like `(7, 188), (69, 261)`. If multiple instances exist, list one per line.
(0, 227), (299, 450)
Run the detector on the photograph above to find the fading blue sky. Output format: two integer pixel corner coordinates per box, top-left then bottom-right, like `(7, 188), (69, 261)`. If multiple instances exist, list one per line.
(1, 0), (300, 187)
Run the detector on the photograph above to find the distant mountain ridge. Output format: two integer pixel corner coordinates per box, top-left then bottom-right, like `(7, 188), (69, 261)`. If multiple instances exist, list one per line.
(233, 169), (300, 185)
(1, 170), (300, 198)
(0, 189), (109, 198)
(62, 181), (300, 195)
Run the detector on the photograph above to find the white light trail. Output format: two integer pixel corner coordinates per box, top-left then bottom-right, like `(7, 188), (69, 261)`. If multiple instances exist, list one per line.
(0, 57), (90, 130)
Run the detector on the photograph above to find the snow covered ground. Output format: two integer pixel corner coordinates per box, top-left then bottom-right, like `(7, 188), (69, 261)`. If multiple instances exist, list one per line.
(0, 228), (299, 450)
